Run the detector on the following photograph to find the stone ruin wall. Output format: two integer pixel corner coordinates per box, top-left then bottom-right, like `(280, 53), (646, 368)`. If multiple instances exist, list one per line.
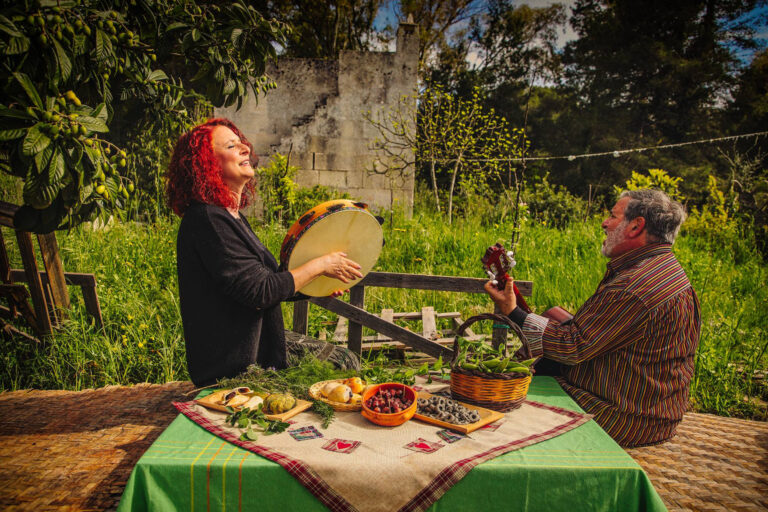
(217, 22), (419, 215)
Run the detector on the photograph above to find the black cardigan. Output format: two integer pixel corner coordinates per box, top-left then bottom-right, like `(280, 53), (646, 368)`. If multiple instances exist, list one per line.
(176, 202), (296, 386)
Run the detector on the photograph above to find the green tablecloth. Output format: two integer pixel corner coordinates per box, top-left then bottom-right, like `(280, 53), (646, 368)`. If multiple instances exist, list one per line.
(117, 377), (666, 512)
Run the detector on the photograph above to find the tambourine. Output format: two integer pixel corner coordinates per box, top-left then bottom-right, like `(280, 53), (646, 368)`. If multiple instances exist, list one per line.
(280, 199), (384, 297)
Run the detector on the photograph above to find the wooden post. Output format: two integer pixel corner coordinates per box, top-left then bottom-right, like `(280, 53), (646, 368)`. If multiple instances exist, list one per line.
(421, 306), (438, 340)
(37, 232), (70, 319)
(310, 296), (453, 360)
(492, 304), (508, 349)
(0, 229), (10, 283)
(15, 231), (52, 336)
(292, 300), (309, 334)
(347, 286), (365, 355)
(8, 269), (103, 328)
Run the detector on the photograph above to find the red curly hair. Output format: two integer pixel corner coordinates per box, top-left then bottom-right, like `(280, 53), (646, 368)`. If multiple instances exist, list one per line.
(166, 118), (256, 216)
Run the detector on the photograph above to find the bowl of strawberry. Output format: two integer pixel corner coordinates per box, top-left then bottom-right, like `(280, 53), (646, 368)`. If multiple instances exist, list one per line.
(361, 382), (417, 426)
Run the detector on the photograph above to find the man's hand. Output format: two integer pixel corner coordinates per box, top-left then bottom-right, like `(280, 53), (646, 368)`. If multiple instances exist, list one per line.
(484, 278), (517, 316)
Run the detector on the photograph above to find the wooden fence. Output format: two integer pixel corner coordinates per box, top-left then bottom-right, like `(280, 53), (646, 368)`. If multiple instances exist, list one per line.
(291, 271), (533, 359)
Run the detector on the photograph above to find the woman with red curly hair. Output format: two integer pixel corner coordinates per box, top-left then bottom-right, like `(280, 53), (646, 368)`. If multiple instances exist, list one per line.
(168, 118), (363, 386)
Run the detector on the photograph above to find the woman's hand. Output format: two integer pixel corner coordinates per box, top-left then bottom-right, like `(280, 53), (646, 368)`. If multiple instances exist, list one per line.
(289, 252), (363, 293)
(319, 252), (363, 283)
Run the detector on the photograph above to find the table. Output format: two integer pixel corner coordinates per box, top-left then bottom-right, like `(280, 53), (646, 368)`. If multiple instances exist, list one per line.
(117, 377), (667, 511)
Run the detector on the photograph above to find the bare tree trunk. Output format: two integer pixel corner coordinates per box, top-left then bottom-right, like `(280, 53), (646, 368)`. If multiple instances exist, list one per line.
(447, 159), (461, 225)
(429, 157), (440, 212)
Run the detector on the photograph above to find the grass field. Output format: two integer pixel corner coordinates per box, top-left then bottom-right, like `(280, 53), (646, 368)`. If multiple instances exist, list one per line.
(1, 204), (766, 420)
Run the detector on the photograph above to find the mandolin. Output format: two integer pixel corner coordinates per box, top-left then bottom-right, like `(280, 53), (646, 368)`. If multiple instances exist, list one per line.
(481, 243), (532, 312)
(481, 243), (574, 324)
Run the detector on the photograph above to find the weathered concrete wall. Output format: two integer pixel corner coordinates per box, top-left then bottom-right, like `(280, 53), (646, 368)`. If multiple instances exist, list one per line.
(218, 22), (418, 214)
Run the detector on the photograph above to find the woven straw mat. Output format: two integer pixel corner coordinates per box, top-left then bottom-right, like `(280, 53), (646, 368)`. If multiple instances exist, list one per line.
(0, 382), (766, 512)
(0, 381), (194, 511)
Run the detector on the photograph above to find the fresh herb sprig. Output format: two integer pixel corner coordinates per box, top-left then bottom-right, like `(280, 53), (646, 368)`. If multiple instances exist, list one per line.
(226, 405), (291, 442)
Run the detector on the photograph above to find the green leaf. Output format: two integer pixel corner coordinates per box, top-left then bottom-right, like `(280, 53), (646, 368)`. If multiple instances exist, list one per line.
(7, 36), (31, 55)
(49, 148), (65, 182)
(92, 103), (108, 122)
(147, 70), (168, 81)
(72, 34), (87, 56)
(191, 63), (210, 82)
(165, 22), (187, 32)
(0, 106), (35, 120)
(34, 145), (54, 174)
(0, 15), (22, 37)
(191, 28), (200, 42)
(223, 78), (236, 95)
(52, 38), (72, 82)
(0, 128), (25, 141)
(95, 29), (112, 62)
(22, 124), (50, 156)
(13, 73), (44, 110)
(78, 116), (109, 133)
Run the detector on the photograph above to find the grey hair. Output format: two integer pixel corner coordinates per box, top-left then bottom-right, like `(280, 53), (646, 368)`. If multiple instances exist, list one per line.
(619, 189), (687, 244)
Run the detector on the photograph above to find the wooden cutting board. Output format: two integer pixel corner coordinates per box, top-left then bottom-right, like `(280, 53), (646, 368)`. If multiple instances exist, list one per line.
(196, 389), (312, 421)
(413, 391), (504, 434)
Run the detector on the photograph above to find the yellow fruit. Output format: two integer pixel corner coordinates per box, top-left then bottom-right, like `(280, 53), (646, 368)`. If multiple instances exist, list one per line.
(349, 393), (362, 406)
(327, 384), (353, 403)
(264, 393), (296, 414)
(321, 382), (341, 398)
(344, 377), (364, 394)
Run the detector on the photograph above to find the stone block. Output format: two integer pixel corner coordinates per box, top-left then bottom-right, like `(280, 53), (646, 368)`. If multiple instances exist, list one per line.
(295, 169), (319, 187)
(346, 169), (364, 189)
(318, 169), (348, 189)
(363, 171), (392, 190)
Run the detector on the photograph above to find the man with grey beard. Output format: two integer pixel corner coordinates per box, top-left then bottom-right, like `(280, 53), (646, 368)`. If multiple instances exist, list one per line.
(486, 189), (701, 447)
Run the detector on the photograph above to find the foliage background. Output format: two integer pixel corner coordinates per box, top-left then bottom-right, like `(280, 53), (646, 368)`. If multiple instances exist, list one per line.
(1, 1), (767, 422)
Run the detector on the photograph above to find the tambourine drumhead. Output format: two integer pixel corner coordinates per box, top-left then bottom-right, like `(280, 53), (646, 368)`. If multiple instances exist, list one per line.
(281, 200), (383, 297)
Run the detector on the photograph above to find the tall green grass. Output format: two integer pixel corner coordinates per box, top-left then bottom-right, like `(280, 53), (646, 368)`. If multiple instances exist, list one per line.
(1, 207), (766, 420)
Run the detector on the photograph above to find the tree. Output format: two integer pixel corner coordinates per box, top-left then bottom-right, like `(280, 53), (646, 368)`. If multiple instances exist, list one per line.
(471, 0), (565, 89)
(250, 0), (385, 58)
(366, 84), (525, 223)
(729, 48), (768, 134)
(397, 0), (484, 71)
(563, 0), (762, 139)
(0, 0), (286, 232)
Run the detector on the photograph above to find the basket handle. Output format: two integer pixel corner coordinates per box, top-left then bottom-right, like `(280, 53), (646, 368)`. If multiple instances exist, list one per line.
(450, 313), (532, 367)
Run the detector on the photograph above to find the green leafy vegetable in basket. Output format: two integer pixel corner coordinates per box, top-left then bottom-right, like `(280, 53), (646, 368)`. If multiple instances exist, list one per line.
(453, 337), (537, 374)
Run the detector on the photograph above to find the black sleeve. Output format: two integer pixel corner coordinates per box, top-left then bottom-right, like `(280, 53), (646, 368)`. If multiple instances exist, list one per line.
(285, 291), (311, 302)
(189, 207), (296, 310)
(508, 306), (529, 327)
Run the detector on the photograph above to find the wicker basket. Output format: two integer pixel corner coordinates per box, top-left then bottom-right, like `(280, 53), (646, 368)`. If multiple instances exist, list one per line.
(449, 313), (537, 412)
(308, 379), (363, 411)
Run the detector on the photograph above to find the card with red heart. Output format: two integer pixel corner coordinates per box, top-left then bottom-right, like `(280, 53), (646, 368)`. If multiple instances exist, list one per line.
(321, 438), (361, 454)
(404, 438), (444, 454)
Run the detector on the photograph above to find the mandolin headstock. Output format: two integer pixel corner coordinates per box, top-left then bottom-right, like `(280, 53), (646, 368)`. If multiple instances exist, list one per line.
(481, 243), (516, 291)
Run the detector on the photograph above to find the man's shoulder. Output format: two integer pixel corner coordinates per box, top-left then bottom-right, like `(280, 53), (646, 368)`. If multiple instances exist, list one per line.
(622, 250), (691, 303)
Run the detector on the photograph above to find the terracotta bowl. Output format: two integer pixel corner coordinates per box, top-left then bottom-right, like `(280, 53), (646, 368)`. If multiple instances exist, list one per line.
(361, 382), (417, 427)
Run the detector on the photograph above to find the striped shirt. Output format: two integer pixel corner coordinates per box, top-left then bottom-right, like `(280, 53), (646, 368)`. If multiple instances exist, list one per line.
(521, 243), (701, 447)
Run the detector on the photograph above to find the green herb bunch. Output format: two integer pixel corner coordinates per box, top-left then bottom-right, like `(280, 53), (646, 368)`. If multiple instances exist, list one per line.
(226, 405), (290, 442)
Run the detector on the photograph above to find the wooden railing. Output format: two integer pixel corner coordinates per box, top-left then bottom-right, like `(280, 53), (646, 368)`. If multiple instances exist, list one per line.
(0, 201), (103, 339)
(291, 271), (533, 360)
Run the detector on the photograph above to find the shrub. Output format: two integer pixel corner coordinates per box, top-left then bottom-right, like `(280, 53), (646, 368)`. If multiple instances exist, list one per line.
(522, 174), (590, 228)
(256, 153), (348, 225)
(614, 168), (686, 202)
